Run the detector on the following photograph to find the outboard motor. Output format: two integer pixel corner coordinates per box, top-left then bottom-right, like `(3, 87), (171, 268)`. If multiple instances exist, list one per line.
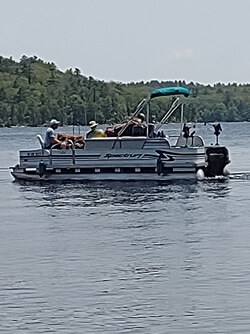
(205, 146), (230, 177)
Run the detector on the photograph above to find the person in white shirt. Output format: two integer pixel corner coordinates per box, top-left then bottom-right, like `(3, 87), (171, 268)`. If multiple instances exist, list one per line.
(44, 119), (62, 149)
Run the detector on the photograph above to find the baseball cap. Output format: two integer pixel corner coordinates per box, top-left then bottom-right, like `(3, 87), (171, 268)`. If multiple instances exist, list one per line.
(50, 119), (60, 125)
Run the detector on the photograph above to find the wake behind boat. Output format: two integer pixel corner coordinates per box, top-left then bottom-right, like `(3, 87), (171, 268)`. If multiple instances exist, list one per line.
(10, 87), (230, 182)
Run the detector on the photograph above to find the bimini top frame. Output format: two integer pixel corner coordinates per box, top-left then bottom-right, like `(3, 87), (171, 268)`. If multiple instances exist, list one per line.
(118, 86), (190, 137)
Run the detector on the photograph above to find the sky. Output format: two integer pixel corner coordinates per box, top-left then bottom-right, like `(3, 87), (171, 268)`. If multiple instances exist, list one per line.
(1, 0), (250, 85)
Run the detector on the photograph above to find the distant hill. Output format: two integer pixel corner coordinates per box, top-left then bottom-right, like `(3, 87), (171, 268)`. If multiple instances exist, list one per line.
(0, 55), (250, 126)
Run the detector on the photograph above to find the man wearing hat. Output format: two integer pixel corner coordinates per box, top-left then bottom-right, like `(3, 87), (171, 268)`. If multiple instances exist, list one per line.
(44, 119), (62, 149)
(86, 120), (106, 139)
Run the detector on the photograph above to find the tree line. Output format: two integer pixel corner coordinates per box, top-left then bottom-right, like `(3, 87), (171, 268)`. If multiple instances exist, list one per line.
(1, 55), (250, 127)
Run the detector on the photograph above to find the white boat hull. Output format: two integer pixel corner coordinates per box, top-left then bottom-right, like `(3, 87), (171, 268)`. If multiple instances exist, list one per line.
(10, 137), (230, 182)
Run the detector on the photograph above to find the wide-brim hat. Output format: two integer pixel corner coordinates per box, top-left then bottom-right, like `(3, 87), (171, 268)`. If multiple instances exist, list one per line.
(50, 119), (60, 125)
(89, 120), (98, 128)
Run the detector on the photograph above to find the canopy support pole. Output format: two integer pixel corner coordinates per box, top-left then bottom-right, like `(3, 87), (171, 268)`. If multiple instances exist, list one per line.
(180, 103), (184, 135)
(146, 102), (149, 138)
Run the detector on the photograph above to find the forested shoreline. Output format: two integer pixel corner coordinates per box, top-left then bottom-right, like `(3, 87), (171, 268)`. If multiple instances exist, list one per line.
(1, 55), (250, 127)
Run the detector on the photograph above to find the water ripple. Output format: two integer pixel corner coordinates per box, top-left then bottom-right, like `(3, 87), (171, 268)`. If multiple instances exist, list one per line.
(2, 125), (250, 332)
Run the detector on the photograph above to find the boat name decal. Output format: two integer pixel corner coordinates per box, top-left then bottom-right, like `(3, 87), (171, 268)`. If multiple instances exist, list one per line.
(104, 153), (142, 159)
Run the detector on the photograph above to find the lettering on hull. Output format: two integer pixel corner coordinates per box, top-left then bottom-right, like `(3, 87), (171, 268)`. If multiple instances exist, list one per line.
(104, 153), (142, 159)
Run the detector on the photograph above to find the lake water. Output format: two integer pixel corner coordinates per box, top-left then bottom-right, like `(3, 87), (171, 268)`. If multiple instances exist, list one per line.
(1, 123), (250, 333)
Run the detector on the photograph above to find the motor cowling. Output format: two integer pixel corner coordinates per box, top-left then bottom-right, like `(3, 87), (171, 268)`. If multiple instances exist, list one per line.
(205, 146), (230, 177)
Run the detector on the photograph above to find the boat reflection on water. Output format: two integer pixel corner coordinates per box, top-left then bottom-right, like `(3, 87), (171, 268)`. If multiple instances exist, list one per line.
(15, 178), (231, 211)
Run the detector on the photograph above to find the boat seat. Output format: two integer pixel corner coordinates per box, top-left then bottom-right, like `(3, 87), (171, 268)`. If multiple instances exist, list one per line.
(176, 135), (204, 147)
(37, 134), (45, 148)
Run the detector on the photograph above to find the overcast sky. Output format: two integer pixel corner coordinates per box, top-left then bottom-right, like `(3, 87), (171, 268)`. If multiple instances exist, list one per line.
(1, 0), (250, 84)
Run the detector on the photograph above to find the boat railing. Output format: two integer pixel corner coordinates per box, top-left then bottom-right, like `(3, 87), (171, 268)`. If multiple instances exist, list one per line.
(167, 135), (205, 147)
(68, 140), (75, 164)
(49, 139), (76, 165)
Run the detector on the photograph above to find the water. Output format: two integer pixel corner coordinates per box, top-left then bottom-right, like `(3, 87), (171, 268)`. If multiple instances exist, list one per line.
(1, 123), (250, 333)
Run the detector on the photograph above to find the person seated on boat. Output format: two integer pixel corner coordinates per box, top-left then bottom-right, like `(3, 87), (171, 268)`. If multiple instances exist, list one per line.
(44, 119), (67, 149)
(86, 120), (106, 139)
(105, 113), (148, 137)
(119, 112), (146, 136)
(135, 114), (157, 138)
(130, 113), (147, 136)
(131, 113), (145, 125)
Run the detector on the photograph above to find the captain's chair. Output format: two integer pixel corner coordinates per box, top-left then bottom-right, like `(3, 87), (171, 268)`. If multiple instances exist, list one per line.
(37, 134), (45, 151)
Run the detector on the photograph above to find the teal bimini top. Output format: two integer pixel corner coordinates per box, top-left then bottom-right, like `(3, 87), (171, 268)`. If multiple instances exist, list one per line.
(150, 87), (190, 99)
